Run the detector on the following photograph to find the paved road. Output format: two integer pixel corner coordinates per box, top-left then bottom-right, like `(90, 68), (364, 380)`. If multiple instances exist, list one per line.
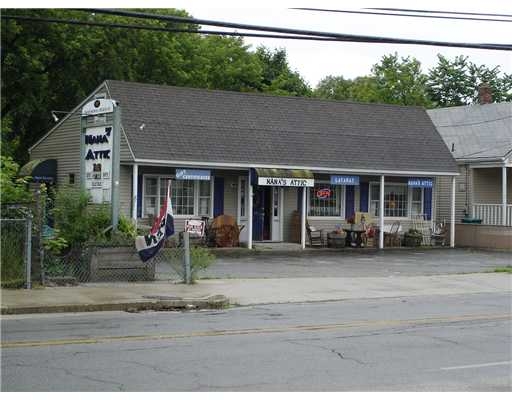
(2, 292), (511, 391)
(201, 248), (512, 279)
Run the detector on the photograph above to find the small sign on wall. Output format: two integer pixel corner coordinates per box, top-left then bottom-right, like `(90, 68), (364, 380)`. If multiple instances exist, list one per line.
(330, 175), (360, 185)
(408, 178), (433, 188)
(258, 177), (314, 187)
(176, 169), (211, 180)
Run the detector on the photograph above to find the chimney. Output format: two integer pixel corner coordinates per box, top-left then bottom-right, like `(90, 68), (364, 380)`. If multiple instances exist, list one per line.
(478, 83), (493, 104)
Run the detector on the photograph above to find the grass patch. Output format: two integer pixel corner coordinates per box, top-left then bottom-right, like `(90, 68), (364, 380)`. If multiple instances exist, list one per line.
(493, 266), (512, 273)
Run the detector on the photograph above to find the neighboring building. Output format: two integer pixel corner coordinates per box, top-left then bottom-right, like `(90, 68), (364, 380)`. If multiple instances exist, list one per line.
(428, 96), (512, 250)
(29, 80), (458, 248)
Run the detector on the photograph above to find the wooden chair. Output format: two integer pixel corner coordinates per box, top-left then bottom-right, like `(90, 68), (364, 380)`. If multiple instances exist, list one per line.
(306, 221), (325, 247)
(384, 222), (401, 247)
(431, 222), (448, 246)
(210, 214), (241, 247)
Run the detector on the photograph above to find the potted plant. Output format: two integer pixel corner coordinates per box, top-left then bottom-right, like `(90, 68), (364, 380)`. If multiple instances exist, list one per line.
(346, 215), (355, 230)
(404, 228), (422, 247)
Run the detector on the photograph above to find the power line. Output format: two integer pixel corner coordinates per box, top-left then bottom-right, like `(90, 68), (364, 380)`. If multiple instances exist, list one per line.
(1, 14), (348, 42)
(3, 10), (511, 51)
(367, 8), (512, 19)
(291, 7), (512, 23)
(75, 8), (512, 51)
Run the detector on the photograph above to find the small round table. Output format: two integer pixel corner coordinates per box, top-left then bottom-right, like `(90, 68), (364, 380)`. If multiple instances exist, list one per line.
(343, 228), (366, 248)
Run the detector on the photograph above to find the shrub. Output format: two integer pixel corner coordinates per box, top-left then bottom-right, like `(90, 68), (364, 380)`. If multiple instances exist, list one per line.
(1, 222), (25, 288)
(162, 245), (216, 283)
(0, 156), (32, 205)
(190, 246), (216, 282)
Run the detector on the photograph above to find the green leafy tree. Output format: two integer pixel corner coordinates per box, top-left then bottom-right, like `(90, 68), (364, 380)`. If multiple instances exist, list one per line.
(371, 53), (432, 107)
(0, 156), (32, 205)
(427, 54), (512, 106)
(1, 9), (285, 163)
(314, 55), (431, 106)
(314, 75), (353, 100)
(255, 46), (311, 96)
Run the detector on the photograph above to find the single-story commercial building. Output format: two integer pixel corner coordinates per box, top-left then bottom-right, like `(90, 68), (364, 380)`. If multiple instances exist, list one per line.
(28, 80), (459, 248)
(428, 97), (512, 250)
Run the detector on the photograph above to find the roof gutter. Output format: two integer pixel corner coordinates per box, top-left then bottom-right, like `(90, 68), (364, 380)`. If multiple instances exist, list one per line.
(131, 158), (459, 177)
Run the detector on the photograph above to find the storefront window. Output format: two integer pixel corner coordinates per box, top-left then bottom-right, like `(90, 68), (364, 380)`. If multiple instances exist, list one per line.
(370, 183), (412, 218)
(143, 176), (211, 217)
(308, 184), (344, 217)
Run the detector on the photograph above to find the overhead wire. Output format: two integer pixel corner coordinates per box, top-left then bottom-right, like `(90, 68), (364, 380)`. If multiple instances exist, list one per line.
(2, 9), (511, 51)
(367, 8), (512, 19)
(77, 8), (512, 51)
(0, 14), (349, 42)
(291, 7), (512, 23)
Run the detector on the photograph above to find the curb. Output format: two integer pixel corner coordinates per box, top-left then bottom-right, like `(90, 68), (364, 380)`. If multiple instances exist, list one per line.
(0, 295), (230, 315)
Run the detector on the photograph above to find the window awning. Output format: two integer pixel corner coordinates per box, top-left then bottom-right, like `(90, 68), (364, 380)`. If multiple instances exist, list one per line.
(19, 159), (57, 183)
(254, 168), (314, 187)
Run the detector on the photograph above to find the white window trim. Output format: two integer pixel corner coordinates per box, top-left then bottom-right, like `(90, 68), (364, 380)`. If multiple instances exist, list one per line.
(307, 181), (346, 219)
(369, 182), (425, 220)
(237, 176), (248, 222)
(142, 174), (214, 218)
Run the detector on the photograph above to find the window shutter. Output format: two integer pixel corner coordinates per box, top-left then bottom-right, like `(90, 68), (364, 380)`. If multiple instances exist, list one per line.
(213, 177), (224, 217)
(137, 174), (142, 218)
(345, 186), (355, 218)
(359, 182), (369, 212)
(424, 187), (432, 220)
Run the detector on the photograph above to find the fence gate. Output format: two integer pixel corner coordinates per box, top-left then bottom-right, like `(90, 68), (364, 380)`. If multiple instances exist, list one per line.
(0, 218), (32, 289)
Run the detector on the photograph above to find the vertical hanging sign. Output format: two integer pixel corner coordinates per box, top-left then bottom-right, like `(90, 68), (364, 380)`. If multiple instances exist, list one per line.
(81, 98), (121, 230)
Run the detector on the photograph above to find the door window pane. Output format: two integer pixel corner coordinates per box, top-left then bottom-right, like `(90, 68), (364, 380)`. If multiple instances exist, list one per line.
(198, 181), (211, 216)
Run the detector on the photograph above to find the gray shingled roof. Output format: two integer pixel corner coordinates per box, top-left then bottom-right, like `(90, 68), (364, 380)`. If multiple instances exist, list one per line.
(106, 80), (457, 174)
(427, 102), (512, 162)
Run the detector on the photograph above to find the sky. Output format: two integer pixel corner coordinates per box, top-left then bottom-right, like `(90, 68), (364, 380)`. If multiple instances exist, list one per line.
(7, 0), (512, 88)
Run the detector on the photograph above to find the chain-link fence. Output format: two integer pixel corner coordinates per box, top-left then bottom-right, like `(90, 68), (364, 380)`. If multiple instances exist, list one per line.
(41, 235), (189, 284)
(0, 218), (31, 289)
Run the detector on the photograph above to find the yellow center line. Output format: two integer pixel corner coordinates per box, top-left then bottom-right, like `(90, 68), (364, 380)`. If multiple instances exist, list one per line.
(1, 313), (509, 349)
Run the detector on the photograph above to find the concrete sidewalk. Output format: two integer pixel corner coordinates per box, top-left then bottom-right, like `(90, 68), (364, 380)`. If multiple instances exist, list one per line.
(1, 273), (510, 314)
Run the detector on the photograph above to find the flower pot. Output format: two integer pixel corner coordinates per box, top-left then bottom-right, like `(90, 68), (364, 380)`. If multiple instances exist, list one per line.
(404, 234), (422, 247)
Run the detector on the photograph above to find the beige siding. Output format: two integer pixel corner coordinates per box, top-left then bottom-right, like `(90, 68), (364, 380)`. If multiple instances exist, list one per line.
(214, 170), (241, 218)
(119, 165), (132, 217)
(436, 164), (470, 222)
(30, 111), (81, 186)
(473, 167), (512, 204)
(436, 166), (511, 223)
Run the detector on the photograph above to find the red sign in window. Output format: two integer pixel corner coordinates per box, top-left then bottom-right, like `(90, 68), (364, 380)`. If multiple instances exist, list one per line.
(316, 188), (332, 199)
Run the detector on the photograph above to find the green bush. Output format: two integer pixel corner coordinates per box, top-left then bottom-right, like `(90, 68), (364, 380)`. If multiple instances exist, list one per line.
(1, 224), (25, 287)
(162, 246), (216, 283)
(51, 186), (137, 248)
(0, 156), (32, 205)
(190, 246), (216, 282)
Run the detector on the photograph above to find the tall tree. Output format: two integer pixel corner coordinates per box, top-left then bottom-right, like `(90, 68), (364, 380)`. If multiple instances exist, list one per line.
(371, 53), (432, 107)
(255, 47), (311, 96)
(1, 9), (275, 162)
(428, 54), (512, 106)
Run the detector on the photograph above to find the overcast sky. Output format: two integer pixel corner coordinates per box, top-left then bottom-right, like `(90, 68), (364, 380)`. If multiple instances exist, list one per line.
(11, 0), (512, 87)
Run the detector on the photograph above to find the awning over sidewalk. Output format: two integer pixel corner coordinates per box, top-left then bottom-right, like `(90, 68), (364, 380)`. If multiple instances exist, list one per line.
(253, 168), (314, 187)
(19, 159), (57, 183)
